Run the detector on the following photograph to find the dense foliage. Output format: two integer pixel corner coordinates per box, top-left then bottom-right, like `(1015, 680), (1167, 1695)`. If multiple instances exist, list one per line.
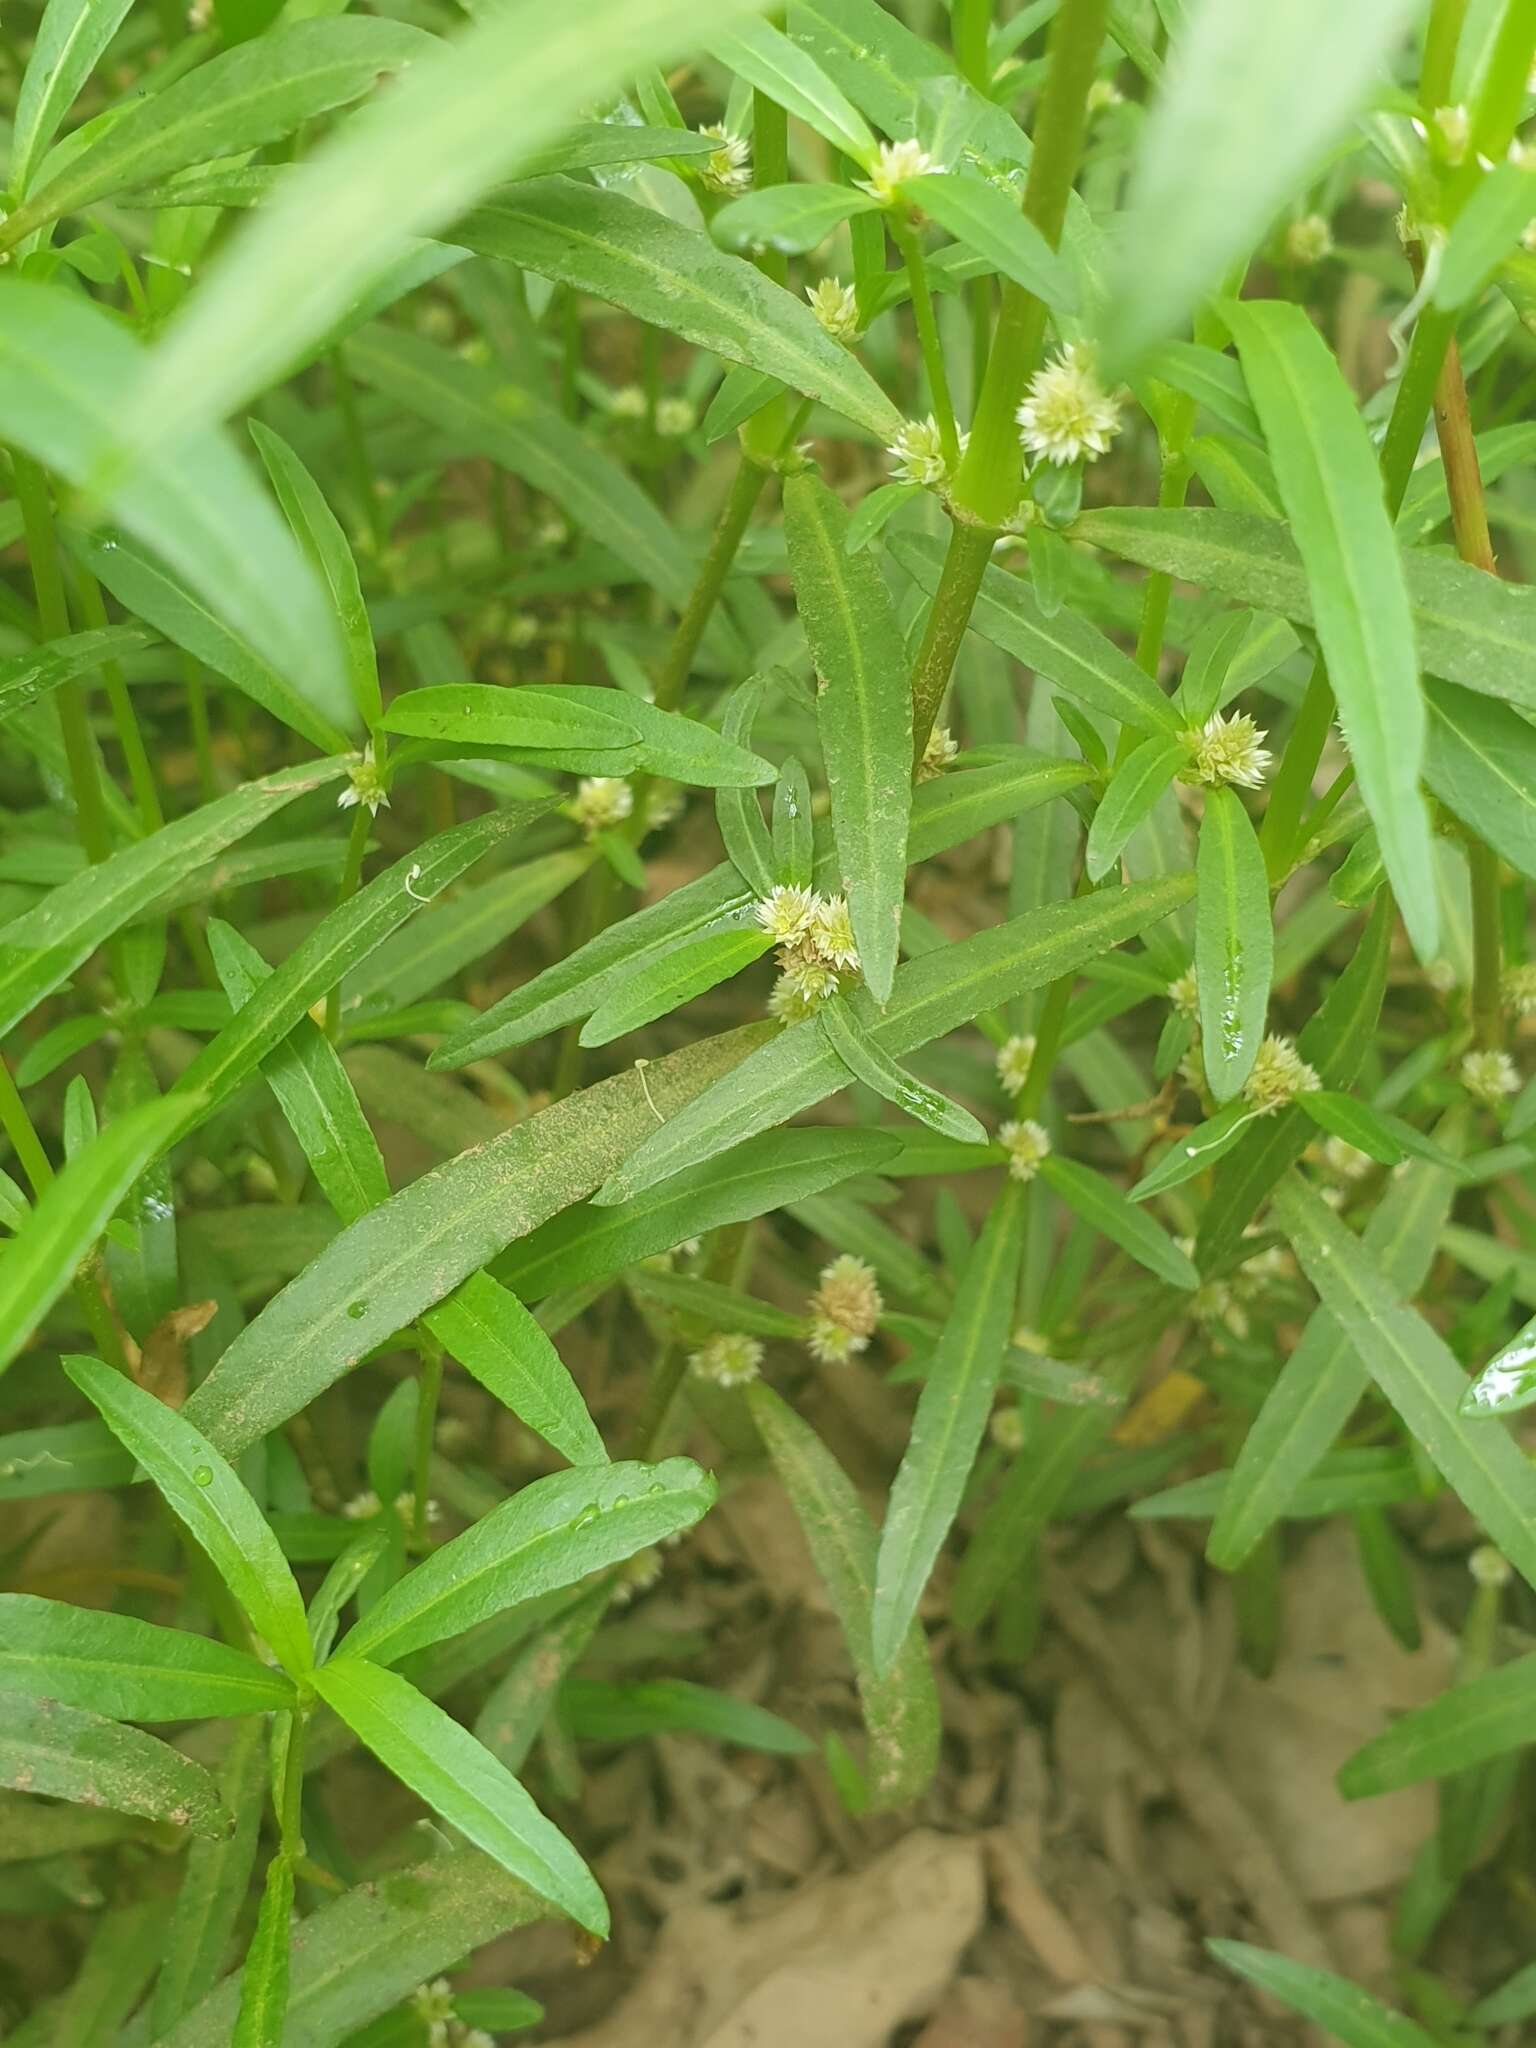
(5, 0), (1536, 2039)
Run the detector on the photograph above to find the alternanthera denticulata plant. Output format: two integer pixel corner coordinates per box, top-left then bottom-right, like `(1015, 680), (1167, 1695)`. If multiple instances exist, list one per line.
(7, 0), (1536, 2034)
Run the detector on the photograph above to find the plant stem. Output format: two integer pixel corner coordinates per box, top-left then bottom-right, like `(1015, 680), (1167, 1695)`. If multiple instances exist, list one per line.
(72, 565), (163, 832)
(12, 452), (112, 865)
(1420, 0), (1469, 111)
(323, 805), (372, 1040)
(412, 1331), (444, 1544)
(654, 450), (766, 712)
(1258, 658), (1332, 882)
(908, 522), (994, 765)
(892, 217), (960, 468)
(276, 1709), (309, 1859)
(952, 0), (992, 89)
(330, 349), (387, 561)
(0, 1055), (53, 1195)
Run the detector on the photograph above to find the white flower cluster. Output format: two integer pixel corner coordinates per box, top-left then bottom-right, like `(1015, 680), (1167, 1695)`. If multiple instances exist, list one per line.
(688, 1331), (763, 1387)
(808, 276), (860, 344)
(337, 742), (388, 817)
(856, 138), (937, 205)
(698, 123), (751, 196)
(1462, 1047), (1519, 1107)
(887, 414), (965, 488)
(1017, 344), (1121, 468)
(1243, 1034), (1319, 1115)
(755, 885), (862, 1022)
(917, 725), (959, 781)
(999, 1117), (1051, 1182)
(410, 1980), (493, 2048)
(995, 1033), (1036, 1097)
(567, 776), (633, 838)
(1183, 710), (1273, 789)
(806, 1253), (883, 1364)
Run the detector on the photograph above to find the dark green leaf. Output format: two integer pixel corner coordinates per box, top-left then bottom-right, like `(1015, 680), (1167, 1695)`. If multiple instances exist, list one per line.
(0, 1596), (295, 1721)
(1195, 785), (1272, 1101)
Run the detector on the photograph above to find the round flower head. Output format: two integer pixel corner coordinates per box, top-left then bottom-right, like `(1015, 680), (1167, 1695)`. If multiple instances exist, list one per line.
(688, 1331), (763, 1387)
(612, 1546), (664, 1605)
(1185, 710), (1273, 789)
(1086, 78), (1124, 113)
(1285, 213), (1335, 266)
(1461, 1047), (1519, 1107)
(755, 883), (817, 945)
(698, 122), (751, 196)
(655, 395), (697, 437)
(1016, 344), (1121, 467)
(856, 137), (937, 205)
(887, 414), (952, 487)
(568, 776), (633, 837)
(608, 383), (647, 420)
(999, 1117), (1051, 1182)
(1469, 1544), (1512, 1590)
(1321, 1134), (1372, 1182)
(809, 893), (860, 971)
(1242, 1034), (1320, 1114)
(808, 276), (860, 344)
(1504, 961), (1536, 1017)
(412, 1980), (455, 2044)
(996, 1033), (1036, 1096)
(338, 742), (389, 817)
(1167, 968), (1199, 1020)
(811, 1253), (882, 1340)
(990, 1405), (1026, 1453)
(342, 1489), (381, 1521)
(807, 1312), (863, 1364)
(918, 725), (959, 781)
(780, 953), (841, 1009)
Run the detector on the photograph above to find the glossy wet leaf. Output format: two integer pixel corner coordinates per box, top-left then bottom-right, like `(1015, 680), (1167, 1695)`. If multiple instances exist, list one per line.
(819, 996), (986, 1143)
(0, 1596), (295, 1721)
(1194, 786), (1271, 1102)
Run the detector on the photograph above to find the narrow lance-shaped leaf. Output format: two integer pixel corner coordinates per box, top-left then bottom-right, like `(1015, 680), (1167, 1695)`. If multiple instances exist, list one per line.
(341, 1458), (715, 1666)
(0, 1595), (296, 1720)
(580, 927), (775, 1047)
(65, 1356), (313, 1675)
(233, 1856), (293, 2048)
(1086, 737), (1184, 883)
(904, 170), (1077, 315)
(311, 1658), (609, 1937)
(0, 1096), (189, 1377)
(1339, 1651), (1536, 1799)
(0, 627), (150, 727)
(872, 1181), (1025, 1675)
(10, 0), (136, 197)
(819, 995), (986, 1143)
(1224, 300), (1435, 956)
(784, 472), (911, 1002)
(1207, 1939), (1437, 2048)
(1038, 1154), (1199, 1291)
(715, 672), (778, 895)
(0, 1693), (230, 1838)
(713, 182), (882, 254)
(424, 1273), (608, 1469)
(748, 1383), (940, 1810)
(710, 15), (875, 161)
(1195, 785), (1272, 1101)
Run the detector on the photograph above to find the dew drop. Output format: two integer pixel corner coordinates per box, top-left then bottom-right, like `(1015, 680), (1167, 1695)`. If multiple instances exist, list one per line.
(346, 1300), (368, 1320)
(192, 1465), (213, 1487)
(574, 1503), (600, 1529)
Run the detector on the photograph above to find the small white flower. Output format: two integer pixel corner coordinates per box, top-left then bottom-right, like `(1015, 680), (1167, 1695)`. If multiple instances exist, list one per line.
(1286, 213), (1335, 266)
(996, 1033), (1036, 1096)
(535, 511), (569, 548)
(767, 972), (820, 1024)
(755, 884), (818, 945)
(811, 1253), (882, 1339)
(698, 122), (752, 196)
(608, 383), (647, 420)
(887, 414), (953, 487)
(780, 953), (841, 1008)
(655, 395), (697, 436)
(1433, 103), (1471, 164)
(999, 1117), (1051, 1182)
(1469, 1544), (1512, 1589)
(1017, 344), (1121, 467)
(918, 725), (959, 781)
(568, 776), (634, 837)
(412, 1980), (455, 2034)
(1012, 1325), (1050, 1355)
(612, 1546), (664, 1605)
(341, 1489), (380, 1520)
(807, 1313), (864, 1364)
(808, 894), (860, 971)
(856, 137), (937, 205)
(689, 1331), (763, 1386)
(1185, 710), (1273, 789)
(1510, 135), (1536, 173)
(1504, 962), (1536, 1016)
(392, 1490), (441, 1526)
(990, 1405), (1026, 1452)
(1242, 1035), (1320, 1115)
(1321, 1134), (1372, 1182)
(1461, 1047), (1519, 1107)
(1167, 968), (1199, 1020)
(1086, 78), (1123, 113)
(808, 276), (860, 343)
(337, 742), (389, 817)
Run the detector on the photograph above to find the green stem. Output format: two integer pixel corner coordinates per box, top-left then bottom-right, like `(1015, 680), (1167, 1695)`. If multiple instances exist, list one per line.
(1469, 836), (1504, 1051)
(653, 452), (767, 712)
(630, 1343), (686, 1462)
(892, 217), (960, 468)
(908, 522), (993, 766)
(323, 804), (372, 1040)
(1379, 304), (1456, 519)
(276, 1709), (309, 1859)
(330, 349), (387, 561)
(1420, 0), (1469, 111)
(952, 0), (993, 89)
(1258, 657), (1333, 882)
(0, 1056), (53, 1196)
(72, 565), (163, 832)
(1015, 944), (1078, 1120)
(13, 452), (112, 865)
(184, 658), (217, 801)
(412, 1333), (444, 1545)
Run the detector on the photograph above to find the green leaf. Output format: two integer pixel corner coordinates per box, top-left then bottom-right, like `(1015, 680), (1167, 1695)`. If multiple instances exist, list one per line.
(1075, 504), (1536, 723)
(344, 326), (723, 630)
(563, 1677), (814, 1754)
(150, 1725), (266, 2037)
(1129, 1097), (1264, 1200)
(182, 1026), (771, 1457)
(905, 170), (1077, 314)
(892, 532), (1183, 738)
(233, 1855), (292, 2048)
(149, 1846), (544, 2048)
(909, 750), (1096, 859)
(0, 1694), (230, 1838)
(594, 876), (1195, 1205)
(1103, 0), (1424, 363)
(6, 20), (432, 242)
(0, 627), (149, 728)
(1207, 1940), (1437, 2048)
(0, 1096), (189, 1377)
(1340, 1652), (1536, 1798)
(1224, 300), (1435, 956)
(1271, 1173), (1536, 1593)
(1144, 343), (1261, 447)
(871, 1182), (1024, 1675)
(819, 995), (986, 1142)
(784, 472), (911, 1001)
(501, 1127), (901, 1300)
(208, 920), (389, 1225)
(65, 1356), (312, 1675)
(580, 927), (775, 1047)
(311, 1658), (608, 1935)
(249, 421), (380, 733)
(1086, 737), (1184, 883)
(1436, 159), (1536, 310)
(715, 674), (779, 895)
(1424, 677), (1536, 885)
(1195, 785), (1272, 1101)
(627, 1268), (805, 1338)
(0, 1596), (295, 1721)
(1397, 421), (1536, 544)
(424, 1273), (607, 1469)
(713, 182), (882, 254)
(10, 0), (135, 198)
(1176, 607), (1257, 724)
(1296, 1089), (1407, 1165)
(710, 15), (875, 161)
(341, 1459), (713, 1666)
(456, 179), (902, 440)
(748, 1383), (940, 1810)
(0, 284), (351, 741)
(0, 1419), (132, 1501)
(1038, 1154), (1198, 1290)
(383, 682), (635, 755)
(558, 686), (774, 789)
(114, 0), (780, 457)
(1463, 1311), (1536, 1418)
